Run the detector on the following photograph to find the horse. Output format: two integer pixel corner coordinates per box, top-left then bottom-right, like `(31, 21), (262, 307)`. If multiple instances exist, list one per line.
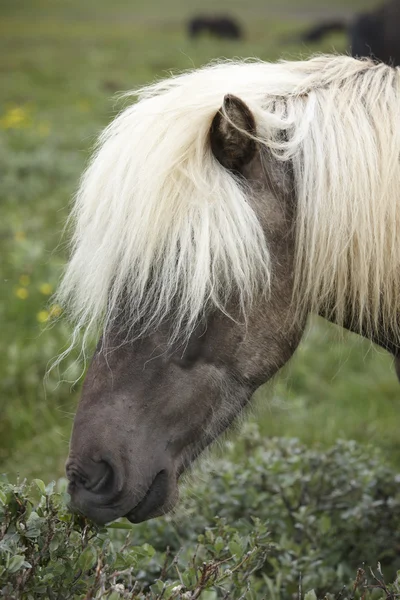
(188, 16), (242, 40)
(299, 0), (400, 66)
(59, 55), (400, 525)
(299, 20), (348, 43)
(350, 0), (400, 66)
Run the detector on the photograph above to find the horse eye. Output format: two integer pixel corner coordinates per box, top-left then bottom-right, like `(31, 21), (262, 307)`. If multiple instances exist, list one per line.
(170, 338), (203, 368)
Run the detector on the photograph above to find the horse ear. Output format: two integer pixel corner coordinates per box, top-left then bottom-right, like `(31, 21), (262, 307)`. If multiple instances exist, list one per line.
(210, 94), (257, 171)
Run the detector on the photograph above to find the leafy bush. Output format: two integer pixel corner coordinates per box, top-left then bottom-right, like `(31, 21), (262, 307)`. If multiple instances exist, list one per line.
(0, 478), (270, 599)
(1, 427), (400, 599)
(177, 426), (400, 596)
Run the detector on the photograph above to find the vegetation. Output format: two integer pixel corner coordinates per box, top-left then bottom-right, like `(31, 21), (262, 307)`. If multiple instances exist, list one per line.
(1, 0), (399, 597)
(1, 430), (400, 599)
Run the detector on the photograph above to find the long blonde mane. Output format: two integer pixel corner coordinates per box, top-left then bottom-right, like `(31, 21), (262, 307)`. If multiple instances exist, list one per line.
(58, 55), (400, 348)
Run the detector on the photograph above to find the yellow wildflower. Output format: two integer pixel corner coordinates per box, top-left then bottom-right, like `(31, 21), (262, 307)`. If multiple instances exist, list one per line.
(37, 310), (49, 323)
(14, 231), (26, 242)
(49, 304), (62, 318)
(19, 275), (30, 286)
(16, 288), (28, 300)
(39, 283), (53, 295)
(0, 106), (29, 129)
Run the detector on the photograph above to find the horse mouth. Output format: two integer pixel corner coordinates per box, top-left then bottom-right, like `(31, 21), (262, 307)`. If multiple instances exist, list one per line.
(125, 469), (174, 523)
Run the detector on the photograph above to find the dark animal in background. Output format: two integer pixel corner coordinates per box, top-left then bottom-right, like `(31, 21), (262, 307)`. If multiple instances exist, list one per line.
(188, 16), (242, 40)
(299, 0), (400, 66)
(301, 20), (347, 43)
(350, 0), (400, 65)
(350, 11), (385, 62)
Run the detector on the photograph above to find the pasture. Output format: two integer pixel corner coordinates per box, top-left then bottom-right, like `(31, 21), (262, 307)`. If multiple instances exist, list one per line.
(1, 0), (399, 486)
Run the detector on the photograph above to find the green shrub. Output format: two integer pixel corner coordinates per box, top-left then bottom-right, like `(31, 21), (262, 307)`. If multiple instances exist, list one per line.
(0, 477), (271, 599)
(178, 426), (400, 596)
(1, 428), (400, 599)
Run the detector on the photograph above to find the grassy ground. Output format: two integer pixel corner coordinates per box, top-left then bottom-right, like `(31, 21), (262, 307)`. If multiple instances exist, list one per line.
(1, 0), (399, 484)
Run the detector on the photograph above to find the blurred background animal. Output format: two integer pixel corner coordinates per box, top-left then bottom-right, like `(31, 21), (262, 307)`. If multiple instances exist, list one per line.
(301, 20), (348, 43)
(188, 15), (242, 40)
(299, 0), (400, 66)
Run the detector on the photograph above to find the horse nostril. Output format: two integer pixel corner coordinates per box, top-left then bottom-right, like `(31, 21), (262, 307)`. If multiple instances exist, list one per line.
(89, 460), (114, 494)
(66, 458), (116, 496)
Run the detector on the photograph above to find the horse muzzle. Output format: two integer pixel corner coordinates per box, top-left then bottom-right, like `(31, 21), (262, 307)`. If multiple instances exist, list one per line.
(66, 455), (178, 524)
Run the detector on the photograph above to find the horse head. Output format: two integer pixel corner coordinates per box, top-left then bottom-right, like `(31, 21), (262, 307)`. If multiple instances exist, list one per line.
(61, 57), (400, 523)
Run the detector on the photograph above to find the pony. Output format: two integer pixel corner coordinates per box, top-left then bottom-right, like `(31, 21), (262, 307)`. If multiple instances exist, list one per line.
(60, 55), (400, 525)
(188, 16), (242, 40)
(350, 0), (400, 66)
(299, 0), (400, 66)
(299, 20), (348, 44)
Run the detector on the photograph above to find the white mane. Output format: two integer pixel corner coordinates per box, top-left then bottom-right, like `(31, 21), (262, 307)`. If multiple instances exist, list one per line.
(58, 55), (400, 348)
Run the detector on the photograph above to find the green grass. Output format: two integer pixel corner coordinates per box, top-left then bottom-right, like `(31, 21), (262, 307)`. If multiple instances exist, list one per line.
(256, 319), (400, 461)
(0, 0), (399, 484)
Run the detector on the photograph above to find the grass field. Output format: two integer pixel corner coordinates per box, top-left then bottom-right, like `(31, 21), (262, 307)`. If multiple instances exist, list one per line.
(1, 0), (399, 485)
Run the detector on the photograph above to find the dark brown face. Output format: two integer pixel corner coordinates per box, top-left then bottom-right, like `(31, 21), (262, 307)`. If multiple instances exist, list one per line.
(66, 95), (306, 524)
